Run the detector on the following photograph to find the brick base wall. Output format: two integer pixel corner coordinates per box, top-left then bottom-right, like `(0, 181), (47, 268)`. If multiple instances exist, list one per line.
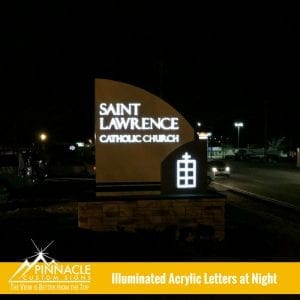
(78, 198), (225, 241)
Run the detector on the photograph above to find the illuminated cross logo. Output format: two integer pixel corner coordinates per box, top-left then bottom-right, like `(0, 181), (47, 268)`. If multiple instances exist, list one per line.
(176, 152), (197, 188)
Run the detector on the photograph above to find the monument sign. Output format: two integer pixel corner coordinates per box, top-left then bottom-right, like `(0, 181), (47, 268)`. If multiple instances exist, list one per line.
(95, 79), (195, 187)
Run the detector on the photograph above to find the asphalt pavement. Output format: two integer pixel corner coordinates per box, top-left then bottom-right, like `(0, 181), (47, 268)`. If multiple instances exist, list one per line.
(211, 160), (300, 207)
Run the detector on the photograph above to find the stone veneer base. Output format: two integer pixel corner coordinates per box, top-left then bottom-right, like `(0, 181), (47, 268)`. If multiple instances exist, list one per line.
(78, 196), (225, 241)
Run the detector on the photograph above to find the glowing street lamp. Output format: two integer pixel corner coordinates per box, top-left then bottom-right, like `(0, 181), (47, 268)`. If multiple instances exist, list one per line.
(39, 133), (48, 142)
(234, 122), (244, 148)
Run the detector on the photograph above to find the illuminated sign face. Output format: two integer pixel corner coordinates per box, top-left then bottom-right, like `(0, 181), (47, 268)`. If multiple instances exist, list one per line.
(98, 102), (180, 144)
(176, 152), (197, 188)
(95, 79), (194, 185)
(161, 141), (207, 195)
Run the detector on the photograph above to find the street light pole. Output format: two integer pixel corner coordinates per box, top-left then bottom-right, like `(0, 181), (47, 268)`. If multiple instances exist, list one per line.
(234, 122), (244, 148)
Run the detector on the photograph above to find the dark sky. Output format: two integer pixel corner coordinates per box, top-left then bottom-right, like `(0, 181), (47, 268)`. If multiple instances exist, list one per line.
(1, 2), (300, 147)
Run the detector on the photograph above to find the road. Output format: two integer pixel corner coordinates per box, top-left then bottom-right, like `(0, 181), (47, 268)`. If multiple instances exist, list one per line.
(211, 161), (300, 207)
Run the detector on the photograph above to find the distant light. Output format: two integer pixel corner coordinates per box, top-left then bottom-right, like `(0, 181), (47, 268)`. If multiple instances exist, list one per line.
(197, 132), (212, 140)
(39, 133), (48, 142)
(212, 167), (218, 173)
(197, 132), (208, 140)
(76, 142), (84, 147)
(88, 139), (93, 144)
(225, 166), (230, 172)
(234, 122), (244, 128)
(197, 122), (202, 127)
(234, 122), (244, 148)
(26, 167), (32, 176)
(69, 145), (76, 151)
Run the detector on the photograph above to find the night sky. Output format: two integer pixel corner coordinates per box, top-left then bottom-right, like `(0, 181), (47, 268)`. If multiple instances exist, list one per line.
(1, 2), (300, 147)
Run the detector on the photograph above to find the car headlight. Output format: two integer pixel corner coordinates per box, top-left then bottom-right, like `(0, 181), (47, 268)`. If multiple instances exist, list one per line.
(225, 166), (230, 172)
(212, 167), (218, 172)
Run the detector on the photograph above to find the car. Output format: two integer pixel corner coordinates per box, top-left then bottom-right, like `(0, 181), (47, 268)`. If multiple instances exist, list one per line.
(208, 160), (231, 178)
(0, 149), (39, 202)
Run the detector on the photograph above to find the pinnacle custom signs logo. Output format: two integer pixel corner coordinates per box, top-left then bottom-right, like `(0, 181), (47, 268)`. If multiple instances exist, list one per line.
(9, 240), (91, 293)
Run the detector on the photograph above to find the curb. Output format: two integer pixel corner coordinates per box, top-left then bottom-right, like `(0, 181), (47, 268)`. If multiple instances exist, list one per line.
(213, 182), (300, 212)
